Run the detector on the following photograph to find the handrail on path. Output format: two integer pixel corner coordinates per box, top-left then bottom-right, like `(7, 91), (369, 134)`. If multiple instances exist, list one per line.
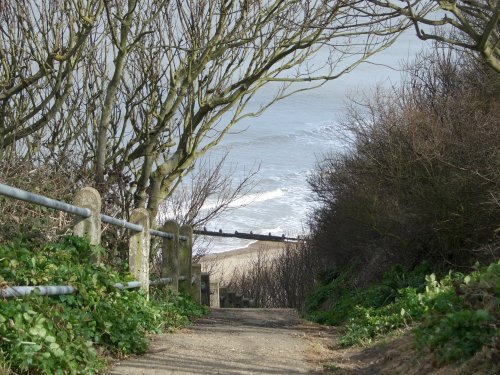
(0, 182), (195, 299)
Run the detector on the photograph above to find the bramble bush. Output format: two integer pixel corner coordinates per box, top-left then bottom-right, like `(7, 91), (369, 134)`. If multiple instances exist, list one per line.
(0, 236), (207, 374)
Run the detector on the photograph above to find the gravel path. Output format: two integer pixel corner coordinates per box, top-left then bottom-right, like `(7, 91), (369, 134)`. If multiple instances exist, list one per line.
(107, 308), (314, 375)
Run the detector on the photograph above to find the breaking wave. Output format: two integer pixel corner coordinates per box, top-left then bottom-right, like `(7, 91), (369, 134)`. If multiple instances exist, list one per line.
(202, 188), (285, 211)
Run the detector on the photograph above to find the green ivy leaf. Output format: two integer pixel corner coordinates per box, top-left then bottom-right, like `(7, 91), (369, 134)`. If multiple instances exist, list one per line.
(45, 335), (56, 343)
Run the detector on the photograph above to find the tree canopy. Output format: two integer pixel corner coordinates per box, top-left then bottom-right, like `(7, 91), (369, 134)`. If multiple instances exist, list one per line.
(0, 0), (409, 223)
(369, 0), (500, 72)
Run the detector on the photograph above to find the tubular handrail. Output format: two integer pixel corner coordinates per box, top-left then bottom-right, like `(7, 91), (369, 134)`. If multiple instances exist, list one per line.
(0, 182), (271, 244)
(0, 182), (177, 239)
(149, 277), (173, 286)
(0, 281), (142, 298)
(101, 213), (143, 232)
(0, 183), (91, 218)
(0, 276), (185, 298)
(149, 229), (173, 239)
(0, 285), (77, 298)
(114, 281), (143, 290)
(0, 282), (143, 298)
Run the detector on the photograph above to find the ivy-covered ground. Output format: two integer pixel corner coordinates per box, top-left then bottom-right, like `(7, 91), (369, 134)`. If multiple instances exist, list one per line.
(304, 262), (499, 372)
(0, 236), (207, 374)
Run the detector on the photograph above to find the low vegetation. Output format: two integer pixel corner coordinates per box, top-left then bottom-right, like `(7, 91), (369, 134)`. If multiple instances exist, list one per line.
(304, 263), (430, 328)
(0, 236), (207, 374)
(414, 262), (499, 365)
(304, 262), (499, 367)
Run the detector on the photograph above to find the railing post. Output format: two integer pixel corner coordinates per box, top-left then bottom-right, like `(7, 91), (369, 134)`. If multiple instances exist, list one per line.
(219, 287), (227, 308)
(201, 272), (210, 306)
(178, 225), (192, 295)
(191, 263), (202, 303)
(161, 220), (179, 293)
(210, 280), (220, 308)
(73, 187), (101, 260)
(129, 209), (150, 297)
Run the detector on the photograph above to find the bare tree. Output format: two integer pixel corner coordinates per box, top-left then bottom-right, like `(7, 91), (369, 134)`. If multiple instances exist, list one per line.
(1, 1), (408, 226)
(227, 241), (320, 309)
(369, 0), (500, 72)
(0, 0), (103, 161)
(156, 152), (259, 262)
(98, 0), (407, 222)
(157, 153), (259, 227)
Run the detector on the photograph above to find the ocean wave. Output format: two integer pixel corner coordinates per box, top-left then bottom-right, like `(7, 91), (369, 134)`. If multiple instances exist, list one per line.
(204, 238), (257, 254)
(223, 121), (341, 149)
(251, 226), (284, 235)
(202, 188), (285, 211)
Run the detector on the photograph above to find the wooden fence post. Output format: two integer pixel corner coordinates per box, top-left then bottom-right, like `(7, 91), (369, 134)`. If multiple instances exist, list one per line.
(161, 220), (179, 292)
(73, 187), (101, 262)
(191, 263), (202, 303)
(129, 208), (150, 297)
(178, 225), (192, 295)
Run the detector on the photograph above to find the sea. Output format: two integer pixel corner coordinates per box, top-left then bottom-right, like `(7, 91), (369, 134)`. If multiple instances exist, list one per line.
(190, 32), (426, 253)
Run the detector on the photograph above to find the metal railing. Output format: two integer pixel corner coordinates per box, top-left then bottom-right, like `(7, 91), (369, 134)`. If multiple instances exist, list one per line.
(0, 183), (187, 240)
(0, 180), (295, 303)
(0, 183), (91, 217)
(1, 281), (146, 298)
(0, 182), (193, 298)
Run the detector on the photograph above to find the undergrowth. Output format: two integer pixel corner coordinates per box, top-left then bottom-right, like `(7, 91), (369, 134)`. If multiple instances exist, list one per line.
(304, 261), (499, 366)
(0, 236), (207, 374)
(414, 262), (499, 365)
(304, 263), (431, 326)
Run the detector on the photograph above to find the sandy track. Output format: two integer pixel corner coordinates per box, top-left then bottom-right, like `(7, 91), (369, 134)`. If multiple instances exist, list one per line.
(107, 308), (314, 375)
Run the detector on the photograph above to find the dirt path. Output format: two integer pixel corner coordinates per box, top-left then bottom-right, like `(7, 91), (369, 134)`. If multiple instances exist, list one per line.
(108, 308), (316, 375)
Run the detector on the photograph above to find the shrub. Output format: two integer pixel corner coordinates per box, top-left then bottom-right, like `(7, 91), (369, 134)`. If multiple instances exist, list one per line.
(0, 236), (206, 374)
(227, 241), (320, 310)
(0, 295), (106, 374)
(151, 288), (208, 329)
(307, 47), (500, 282)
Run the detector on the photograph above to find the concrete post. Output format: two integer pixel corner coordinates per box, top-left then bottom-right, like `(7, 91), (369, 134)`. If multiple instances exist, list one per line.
(178, 225), (193, 295)
(191, 263), (202, 303)
(73, 187), (101, 246)
(161, 220), (179, 292)
(210, 280), (220, 308)
(128, 208), (150, 297)
(228, 291), (236, 307)
(219, 287), (227, 308)
(234, 294), (243, 308)
(201, 272), (210, 306)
